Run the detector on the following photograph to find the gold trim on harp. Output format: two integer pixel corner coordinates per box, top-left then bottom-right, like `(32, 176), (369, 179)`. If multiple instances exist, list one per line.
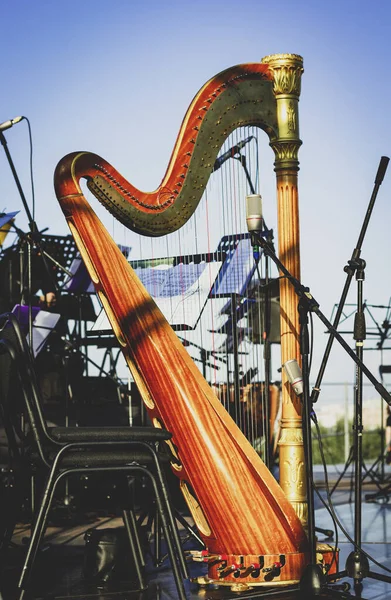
(264, 54), (307, 526)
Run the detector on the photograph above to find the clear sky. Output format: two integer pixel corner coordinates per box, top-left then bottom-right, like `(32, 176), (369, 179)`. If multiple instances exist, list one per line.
(2, 0), (391, 411)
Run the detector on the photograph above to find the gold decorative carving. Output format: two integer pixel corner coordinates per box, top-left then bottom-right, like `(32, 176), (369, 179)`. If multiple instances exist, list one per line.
(279, 426), (304, 445)
(279, 424), (307, 526)
(262, 53), (303, 63)
(291, 501), (308, 525)
(261, 53), (304, 97)
(283, 456), (305, 491)
(270, 141), (302, 162)
(287, 101), (296, 132)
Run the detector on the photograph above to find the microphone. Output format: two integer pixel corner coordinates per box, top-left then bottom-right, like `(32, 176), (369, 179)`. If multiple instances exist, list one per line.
(0, 116), (24, 132)
(213, 136), (254, 171)
(246, 193), (263, 257)
(246, 194), (263, 233)
(283, 359), (303, 396)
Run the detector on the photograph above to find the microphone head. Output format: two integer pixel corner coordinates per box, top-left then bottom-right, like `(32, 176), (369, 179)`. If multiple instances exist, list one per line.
(0, 116), (24, 132)
(246, 194), (263, 232)
(283, 359), (303, 396)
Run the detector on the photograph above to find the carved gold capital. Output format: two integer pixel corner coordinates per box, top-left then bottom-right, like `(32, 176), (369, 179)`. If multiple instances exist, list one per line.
(279, 424), (304, 445)
(270, 140), (301, 164)
(262, 54), (303, 161)
(261, 53), (304, 98)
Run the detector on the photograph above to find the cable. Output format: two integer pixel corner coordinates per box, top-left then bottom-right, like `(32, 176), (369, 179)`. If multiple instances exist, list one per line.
(309, 310), (314, 374)
(22, 117), (36, 221)
(304, 300), (341, 574)
(311, 412), (340, 570)
(253, 132), (260, 192)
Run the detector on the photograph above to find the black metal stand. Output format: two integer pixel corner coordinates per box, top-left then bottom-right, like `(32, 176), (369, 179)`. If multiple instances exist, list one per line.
(296, 294), (328, 595)
(235, 154), (275, 470)
(232, 153), (273, 468)
(247, 226), (391, 597)
(328, 260), (391, 591)
(329, 439), (384, 501)
(0, 129), (71, 341)
(328, 305), (391, 492)
(329, 300), (387, 501)
(250, 248), (273, 470)
(0, 131), (36, 234)
(0, 129), (40, 345)
(311, 156), (389, 405)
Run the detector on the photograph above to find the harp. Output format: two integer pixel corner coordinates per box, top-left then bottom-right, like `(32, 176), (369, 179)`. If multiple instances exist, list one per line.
(54, 54), (311, 587)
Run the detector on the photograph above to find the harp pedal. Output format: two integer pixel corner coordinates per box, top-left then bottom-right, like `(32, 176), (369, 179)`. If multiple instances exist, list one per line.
(192, 550), (309, 588)
(188, 549), (228, 563)
(218, 559), (244, 579)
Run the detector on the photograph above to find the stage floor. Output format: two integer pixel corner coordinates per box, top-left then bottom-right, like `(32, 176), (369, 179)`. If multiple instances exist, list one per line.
(2, 486), (391, 600)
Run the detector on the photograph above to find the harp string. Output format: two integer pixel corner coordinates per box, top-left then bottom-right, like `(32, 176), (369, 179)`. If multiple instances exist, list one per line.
(132, 125), (276, 457)
(87, 124), (277, 459)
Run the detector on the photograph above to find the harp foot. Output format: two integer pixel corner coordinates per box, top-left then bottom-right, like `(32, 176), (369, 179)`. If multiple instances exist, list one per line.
(230, 583), (251, 592)
(193, 576), (252, 592)
(194, 575), (211, 587)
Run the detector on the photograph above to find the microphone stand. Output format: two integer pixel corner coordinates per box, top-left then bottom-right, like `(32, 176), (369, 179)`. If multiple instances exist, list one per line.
(261, 228), (273, 470)
(247, 228), (391, 598)
(217, 149), (274, 468)
(0, 129), (72, 345)
(311, 156), (389, 405)
(236, 158), (274, 470)
(0, 129), (39, 347)
(326, 259), (391, 592)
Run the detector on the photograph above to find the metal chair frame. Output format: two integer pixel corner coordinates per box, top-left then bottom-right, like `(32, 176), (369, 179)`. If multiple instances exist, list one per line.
(0, 313), (188, 600)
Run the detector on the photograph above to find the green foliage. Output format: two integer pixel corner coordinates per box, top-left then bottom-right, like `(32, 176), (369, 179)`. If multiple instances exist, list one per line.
(312, 418), (384, 465)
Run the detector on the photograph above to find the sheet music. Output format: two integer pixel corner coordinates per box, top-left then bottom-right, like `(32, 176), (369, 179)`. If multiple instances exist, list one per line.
(64, 244), (132, 293)
(26, 310), (61, 357)
(211, 236), (256, 297)
(91, 260), (222, 332)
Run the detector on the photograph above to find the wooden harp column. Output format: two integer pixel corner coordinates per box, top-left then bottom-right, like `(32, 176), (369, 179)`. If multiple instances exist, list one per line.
(262, 54), (307, 526)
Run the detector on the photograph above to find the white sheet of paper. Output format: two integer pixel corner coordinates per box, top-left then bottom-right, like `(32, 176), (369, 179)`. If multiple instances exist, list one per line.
(27, 310), (61, 357)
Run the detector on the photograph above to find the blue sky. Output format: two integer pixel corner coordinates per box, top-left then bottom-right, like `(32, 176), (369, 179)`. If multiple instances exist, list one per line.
(2, 0), (391, 405)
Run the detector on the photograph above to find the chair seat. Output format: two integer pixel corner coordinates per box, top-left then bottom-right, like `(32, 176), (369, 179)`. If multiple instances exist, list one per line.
(30, 446), (172, 469)
(49, 425), (172, 443)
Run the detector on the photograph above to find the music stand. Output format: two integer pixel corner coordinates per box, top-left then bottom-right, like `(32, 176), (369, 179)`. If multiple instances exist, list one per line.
(91, 252), (223, 334)
(12, 304), (60, 357)
(0, 211), (19, 247)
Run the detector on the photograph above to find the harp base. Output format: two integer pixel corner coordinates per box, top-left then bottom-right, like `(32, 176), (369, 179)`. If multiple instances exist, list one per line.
(203, 551), (308, 587)
(193, 545), (338, 589)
